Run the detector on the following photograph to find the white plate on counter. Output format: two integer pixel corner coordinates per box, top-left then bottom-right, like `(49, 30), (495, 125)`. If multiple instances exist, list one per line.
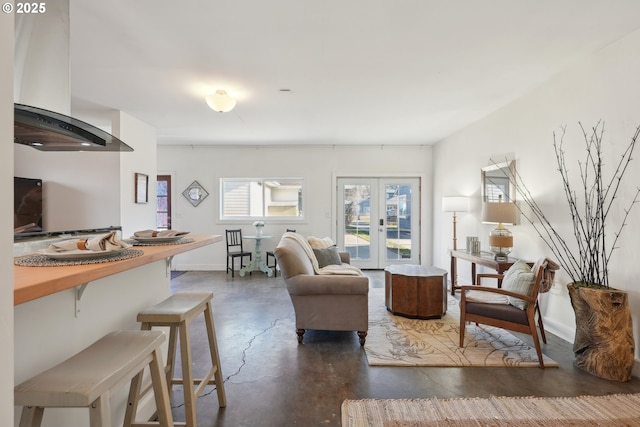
(37, 248), (126, 260)
(130, 236), (187, 243)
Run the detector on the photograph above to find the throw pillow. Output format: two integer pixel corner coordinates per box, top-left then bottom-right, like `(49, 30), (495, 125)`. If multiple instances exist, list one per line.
(465, 290), (509, 304)
(501, 260), (536, 310)
(313, 245), (342, 268)
(308, 236), (334, 249)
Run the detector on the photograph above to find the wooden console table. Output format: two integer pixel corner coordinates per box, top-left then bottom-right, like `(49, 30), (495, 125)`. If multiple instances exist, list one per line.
(384, 265), (448, 319)
(450, 250), (520, 296)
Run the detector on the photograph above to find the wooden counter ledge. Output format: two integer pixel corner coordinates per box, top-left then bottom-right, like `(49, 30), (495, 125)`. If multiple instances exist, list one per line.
(14, 235), (221, 305)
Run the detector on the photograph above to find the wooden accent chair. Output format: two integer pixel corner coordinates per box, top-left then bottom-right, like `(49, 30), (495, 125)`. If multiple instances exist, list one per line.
(459, 260), (548, 368)
(225, 229), (252, 278)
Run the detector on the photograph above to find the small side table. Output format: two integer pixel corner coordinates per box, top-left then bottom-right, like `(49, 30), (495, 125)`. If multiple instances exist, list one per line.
(384, 265), (448, 319)
(240, 235), (273, 277)
(450, 250), (519, 295)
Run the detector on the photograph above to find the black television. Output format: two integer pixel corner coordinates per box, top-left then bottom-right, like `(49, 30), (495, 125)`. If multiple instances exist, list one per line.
(14, 177), (43, 233)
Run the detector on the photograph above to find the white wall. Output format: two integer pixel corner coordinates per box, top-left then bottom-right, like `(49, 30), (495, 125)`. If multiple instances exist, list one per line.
(432, 28), (640, 364)
(157, 145), (433, 270)
(1, 5), (14, 424)
(14, 145), (120, 232)
(114, 110), (158, 237)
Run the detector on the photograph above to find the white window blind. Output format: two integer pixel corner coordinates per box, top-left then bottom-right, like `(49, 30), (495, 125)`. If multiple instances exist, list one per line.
(221, 178), (303, 219)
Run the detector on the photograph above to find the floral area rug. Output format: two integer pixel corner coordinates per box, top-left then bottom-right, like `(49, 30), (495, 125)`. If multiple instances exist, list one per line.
(364, 288), (558, 367)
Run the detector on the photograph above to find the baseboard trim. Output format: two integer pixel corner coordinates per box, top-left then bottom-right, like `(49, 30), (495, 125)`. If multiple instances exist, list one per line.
(541, 316), (574, 343)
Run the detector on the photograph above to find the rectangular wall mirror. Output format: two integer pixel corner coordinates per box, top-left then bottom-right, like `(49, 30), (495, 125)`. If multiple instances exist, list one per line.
(481, 160), (515, 202)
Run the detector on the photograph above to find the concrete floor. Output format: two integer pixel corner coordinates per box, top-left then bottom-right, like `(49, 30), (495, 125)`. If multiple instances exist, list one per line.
(167, 270), (640, 427)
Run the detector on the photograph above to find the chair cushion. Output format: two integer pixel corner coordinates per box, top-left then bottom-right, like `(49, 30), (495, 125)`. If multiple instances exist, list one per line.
(313, 246), (342, 268)
(465, 301), (529, 325)
(502, 260), (536, 310)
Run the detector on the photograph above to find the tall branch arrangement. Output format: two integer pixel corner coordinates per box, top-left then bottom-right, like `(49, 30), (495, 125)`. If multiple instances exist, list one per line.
(503, 122), (640, 288)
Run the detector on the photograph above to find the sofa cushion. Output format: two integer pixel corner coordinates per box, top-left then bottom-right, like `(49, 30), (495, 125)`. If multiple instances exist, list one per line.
(502, 260), (536, 310)
(308, 236), (334, 249)
(313, 245), (342, 268)
(285, 274), (369, 296)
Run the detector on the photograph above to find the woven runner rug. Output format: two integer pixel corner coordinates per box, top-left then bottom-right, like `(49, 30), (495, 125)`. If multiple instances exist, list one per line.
(365, 288), (558, 367)
(341, 393), (640, 426)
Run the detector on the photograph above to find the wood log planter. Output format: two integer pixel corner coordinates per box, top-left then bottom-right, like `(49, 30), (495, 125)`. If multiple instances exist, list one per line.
(568, 284), (634, 382)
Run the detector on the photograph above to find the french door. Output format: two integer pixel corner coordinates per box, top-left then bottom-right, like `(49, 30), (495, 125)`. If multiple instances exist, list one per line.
(337, 177), (420, 269)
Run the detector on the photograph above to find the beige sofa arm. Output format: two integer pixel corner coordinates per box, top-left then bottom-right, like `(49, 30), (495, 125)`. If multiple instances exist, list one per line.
(285, 274), (369, 296)
(339, 251), (351, 264)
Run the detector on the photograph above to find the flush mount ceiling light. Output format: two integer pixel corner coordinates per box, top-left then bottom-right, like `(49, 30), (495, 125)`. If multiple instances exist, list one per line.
(205, 90), (236, 113)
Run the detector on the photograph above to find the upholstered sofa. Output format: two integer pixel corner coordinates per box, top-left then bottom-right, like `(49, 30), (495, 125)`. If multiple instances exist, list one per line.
(273, 233), (369, 345)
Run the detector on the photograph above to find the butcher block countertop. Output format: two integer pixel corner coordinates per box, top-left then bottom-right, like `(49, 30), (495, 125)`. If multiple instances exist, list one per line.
(13, 234), (221, 306)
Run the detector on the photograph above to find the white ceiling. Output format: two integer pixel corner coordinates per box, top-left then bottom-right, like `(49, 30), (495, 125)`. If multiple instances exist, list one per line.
(68, 0), (640, 147)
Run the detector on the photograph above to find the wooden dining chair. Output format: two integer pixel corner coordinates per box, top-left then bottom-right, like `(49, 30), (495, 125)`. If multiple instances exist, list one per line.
(266, 229), (296, 277)
(225, 229), (252, 278)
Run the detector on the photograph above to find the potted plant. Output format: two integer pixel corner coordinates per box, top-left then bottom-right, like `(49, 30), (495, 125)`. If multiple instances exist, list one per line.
(501, 121), (640, 381)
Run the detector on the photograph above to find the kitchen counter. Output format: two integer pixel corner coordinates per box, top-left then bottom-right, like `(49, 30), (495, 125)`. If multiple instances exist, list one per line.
(13, 234), (222, 426)
(14, 234), (221, 305)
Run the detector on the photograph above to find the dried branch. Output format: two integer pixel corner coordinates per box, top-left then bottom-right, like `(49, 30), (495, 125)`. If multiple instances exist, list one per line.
(489, 122), (640, 288)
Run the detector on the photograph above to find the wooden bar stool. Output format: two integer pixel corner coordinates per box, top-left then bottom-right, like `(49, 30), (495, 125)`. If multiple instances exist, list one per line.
(14, 330), (174, 427)
(137, 291), (226, 427)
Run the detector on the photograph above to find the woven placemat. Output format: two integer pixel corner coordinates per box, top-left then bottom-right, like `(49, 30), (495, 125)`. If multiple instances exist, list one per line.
(125, 237), (195, 246)
(14, 249), (144, 267)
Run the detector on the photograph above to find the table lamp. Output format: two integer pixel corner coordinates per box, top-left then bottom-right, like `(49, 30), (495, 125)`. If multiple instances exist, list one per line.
(481, 200), (517, 261)
(442, 196), (469, 250)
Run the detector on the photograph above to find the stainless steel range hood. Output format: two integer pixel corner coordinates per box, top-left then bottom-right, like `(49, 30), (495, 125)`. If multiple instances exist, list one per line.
(14, 1), (133, 152)
(14, 103), (134, 152)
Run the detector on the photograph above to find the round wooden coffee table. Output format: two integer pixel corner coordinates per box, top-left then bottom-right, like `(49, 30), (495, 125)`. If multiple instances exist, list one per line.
(384, 265), (448, 319)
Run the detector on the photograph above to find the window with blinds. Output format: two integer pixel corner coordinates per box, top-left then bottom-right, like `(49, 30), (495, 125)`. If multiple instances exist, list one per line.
(221, 178), (303, 219)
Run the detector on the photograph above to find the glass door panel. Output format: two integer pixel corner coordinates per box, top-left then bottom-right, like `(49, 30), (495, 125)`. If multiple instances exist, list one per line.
(384, 183), (413, 261)
(340, 180), (378, 268)
(156, 175), (172, 230)
(338, 177), (419, 269)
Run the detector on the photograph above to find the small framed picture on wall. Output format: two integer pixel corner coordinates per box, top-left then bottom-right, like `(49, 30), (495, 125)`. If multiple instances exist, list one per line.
(135, 173), (149, 204)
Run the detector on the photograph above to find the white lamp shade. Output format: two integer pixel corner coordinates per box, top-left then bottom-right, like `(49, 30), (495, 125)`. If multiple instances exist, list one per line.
(481, 202), (517, 225)
(205, 90), (237, 113)
(442, 196), (469, 213)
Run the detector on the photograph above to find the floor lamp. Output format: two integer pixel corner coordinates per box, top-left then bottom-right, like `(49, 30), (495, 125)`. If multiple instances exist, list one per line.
(442, 196), (469, 250)
(443, 196), (469, 288)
